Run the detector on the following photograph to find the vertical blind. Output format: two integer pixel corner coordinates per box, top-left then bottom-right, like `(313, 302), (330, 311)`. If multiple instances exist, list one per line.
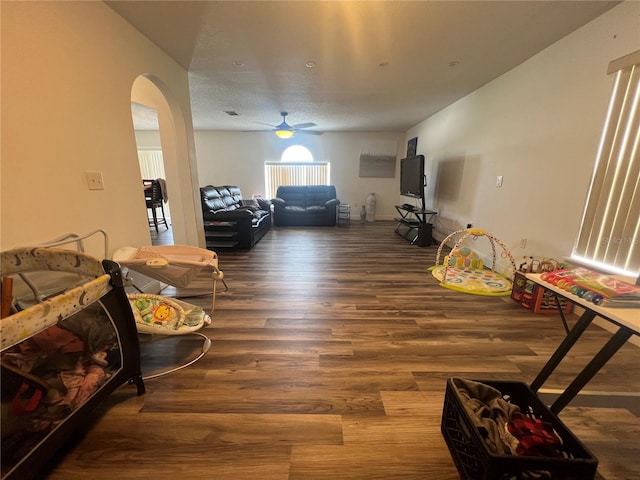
(571, 50), (640, 278)
(137, 149), (165, 180)
(264, 162), (330, 199)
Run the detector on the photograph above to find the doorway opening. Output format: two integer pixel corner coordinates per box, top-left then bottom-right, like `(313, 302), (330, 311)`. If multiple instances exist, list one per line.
(131, 102), (173, 245)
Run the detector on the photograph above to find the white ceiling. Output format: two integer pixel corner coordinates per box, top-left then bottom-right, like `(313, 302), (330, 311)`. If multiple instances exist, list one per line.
(110, 1), (619, 133)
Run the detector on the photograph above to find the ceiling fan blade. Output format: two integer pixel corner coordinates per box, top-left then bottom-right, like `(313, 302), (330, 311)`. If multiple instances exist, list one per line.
(293, 122), (317, 129)
(296, 129), (323, 135)
(252, 121), (278, 128)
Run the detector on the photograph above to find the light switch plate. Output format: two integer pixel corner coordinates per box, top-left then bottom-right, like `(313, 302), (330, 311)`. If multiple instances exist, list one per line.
(496, 175), (503, 187)
(85, 172), (104, 190)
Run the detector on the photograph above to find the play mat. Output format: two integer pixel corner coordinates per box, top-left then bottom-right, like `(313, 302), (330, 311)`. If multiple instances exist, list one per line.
(429, 228), (516, 296)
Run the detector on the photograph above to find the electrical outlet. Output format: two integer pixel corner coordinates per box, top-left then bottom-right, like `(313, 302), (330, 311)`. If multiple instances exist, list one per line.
(85, 172), (104, 190)
(520, 238), (527, 248)
(496, 175), (503, 187)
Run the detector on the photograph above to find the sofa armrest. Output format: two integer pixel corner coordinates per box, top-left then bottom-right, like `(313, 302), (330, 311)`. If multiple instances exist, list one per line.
(325, 198), (340, 208)
(271, 197), (286, 207)
(206, 209), (254, 221)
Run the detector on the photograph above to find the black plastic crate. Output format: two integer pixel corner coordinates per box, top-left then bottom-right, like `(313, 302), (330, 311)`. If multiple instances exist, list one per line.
(441, 379), (598, 480)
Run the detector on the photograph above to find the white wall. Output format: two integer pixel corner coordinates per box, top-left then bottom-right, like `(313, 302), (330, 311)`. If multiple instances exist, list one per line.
(193, 131), (406, 220)
(407, 1), (639, 263)
(1, 1), (200, 257)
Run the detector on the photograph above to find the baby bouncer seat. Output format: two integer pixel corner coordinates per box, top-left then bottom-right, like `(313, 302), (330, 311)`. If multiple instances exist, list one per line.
(112, 245), (230, 378)
(112, 244), (228, 314)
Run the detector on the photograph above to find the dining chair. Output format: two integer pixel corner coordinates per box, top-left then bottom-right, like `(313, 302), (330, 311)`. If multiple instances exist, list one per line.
(144, 179), (168, 232)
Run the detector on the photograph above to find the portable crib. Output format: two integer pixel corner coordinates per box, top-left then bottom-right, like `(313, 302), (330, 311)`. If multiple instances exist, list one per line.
(1, 247), (144, 480)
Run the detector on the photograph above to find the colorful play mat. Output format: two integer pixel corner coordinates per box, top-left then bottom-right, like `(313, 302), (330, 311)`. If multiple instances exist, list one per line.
(429, 228), (516, 296)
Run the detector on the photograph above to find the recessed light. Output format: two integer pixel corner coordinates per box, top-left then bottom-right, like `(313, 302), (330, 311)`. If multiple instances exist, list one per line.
(305, 61), (316, 68)
(233, 61), (244, 67)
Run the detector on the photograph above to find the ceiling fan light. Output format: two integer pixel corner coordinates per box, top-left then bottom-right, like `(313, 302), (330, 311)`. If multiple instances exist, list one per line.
(275, 129), (294, 139)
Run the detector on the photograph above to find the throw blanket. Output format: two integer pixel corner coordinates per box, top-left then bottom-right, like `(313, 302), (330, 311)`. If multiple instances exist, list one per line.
(453, 378), (520, 455)
(157, 178), (169, 202)
(453, 378), (566, 463)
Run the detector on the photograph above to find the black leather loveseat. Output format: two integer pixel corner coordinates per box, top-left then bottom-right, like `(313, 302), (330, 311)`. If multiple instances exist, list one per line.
(271, 185), (340, 226)
(200, 185), (271, 249)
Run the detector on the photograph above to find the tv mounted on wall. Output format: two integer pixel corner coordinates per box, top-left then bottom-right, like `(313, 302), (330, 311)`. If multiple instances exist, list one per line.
(400, 154), (426, 199)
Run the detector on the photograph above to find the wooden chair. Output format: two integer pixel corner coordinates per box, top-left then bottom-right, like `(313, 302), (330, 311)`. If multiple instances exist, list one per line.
(144, 179), (168, 232)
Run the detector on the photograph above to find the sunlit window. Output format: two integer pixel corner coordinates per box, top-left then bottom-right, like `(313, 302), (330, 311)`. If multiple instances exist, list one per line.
(571, 50), (639, 280)
(281, 145), (313, 162)
(264, 145), (330, 199)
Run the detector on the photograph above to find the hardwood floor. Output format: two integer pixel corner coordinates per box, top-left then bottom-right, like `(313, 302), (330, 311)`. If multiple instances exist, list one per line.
(46, 222), (639, 479)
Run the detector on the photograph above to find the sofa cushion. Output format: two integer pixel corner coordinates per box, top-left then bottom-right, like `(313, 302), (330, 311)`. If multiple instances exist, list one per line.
(201, 186), (227, 212)
(225, 186), (243, 205)
(284, 205), (305, 213)
(215, 187), (239, 211)
(276, 187), (307, 207)
(306, 205), (329, 213)
(305, 185), (336, 207)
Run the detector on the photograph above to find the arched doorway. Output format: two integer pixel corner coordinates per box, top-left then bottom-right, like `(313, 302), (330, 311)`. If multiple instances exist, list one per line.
(130, 74), (204, 248)
(131, 101), (173, 244)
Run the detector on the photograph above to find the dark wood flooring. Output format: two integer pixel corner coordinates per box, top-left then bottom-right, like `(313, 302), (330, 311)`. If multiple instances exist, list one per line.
(46, 222), (639, 479)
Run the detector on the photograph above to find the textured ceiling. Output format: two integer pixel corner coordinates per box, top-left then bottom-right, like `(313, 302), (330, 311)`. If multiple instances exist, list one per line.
(109, 1), (619, 132)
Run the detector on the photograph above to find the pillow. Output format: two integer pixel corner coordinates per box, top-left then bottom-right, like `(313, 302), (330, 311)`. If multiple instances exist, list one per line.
(256, 198), (272, 211)
(240, 199), (259, 207)
(239, 199), (260, 211)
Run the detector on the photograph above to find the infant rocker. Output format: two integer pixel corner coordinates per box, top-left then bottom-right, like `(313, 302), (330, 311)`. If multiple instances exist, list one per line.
(429, 228), (516, 296)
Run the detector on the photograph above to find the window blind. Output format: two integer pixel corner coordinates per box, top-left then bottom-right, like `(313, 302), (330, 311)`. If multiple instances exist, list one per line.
(137, 149), (165, 180)
(265, 162), (330, 199)
(571, 50), (640, 279)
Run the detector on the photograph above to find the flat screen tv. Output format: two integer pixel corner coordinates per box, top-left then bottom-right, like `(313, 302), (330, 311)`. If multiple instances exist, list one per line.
(400, 155), (425, 199)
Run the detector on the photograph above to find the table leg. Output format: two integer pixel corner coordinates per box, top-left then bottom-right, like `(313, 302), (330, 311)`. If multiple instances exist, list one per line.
(553, 293), (570, 334)
(550, 325), (634, 414)
(530, 309), (596, 392)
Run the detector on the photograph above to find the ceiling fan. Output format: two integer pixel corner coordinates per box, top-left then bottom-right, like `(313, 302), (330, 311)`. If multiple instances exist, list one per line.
(255, 112), (322, 138)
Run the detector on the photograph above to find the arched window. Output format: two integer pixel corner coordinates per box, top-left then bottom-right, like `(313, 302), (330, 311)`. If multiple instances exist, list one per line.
(281, 145), (313, 163)
(265, 145), (330, 198)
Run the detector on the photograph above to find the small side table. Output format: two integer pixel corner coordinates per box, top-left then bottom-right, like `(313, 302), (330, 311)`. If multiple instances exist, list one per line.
(337, 204), (350, 226)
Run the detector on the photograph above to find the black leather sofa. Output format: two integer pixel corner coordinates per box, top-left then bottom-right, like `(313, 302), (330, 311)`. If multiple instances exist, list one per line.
(271, 185), (340, 226)
(200, 185), (271, 249)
